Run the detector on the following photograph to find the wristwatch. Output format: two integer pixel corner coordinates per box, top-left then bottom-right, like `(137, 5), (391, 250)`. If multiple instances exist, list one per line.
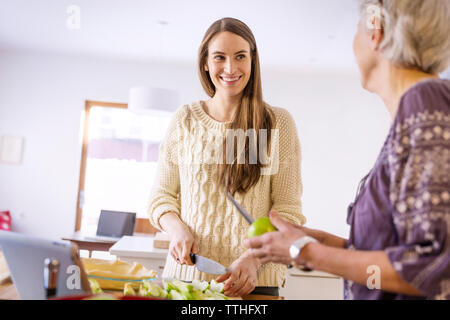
(289, 236), (318, 271)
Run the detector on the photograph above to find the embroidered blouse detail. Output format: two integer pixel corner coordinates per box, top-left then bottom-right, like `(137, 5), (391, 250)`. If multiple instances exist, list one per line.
(346, 79), (450, 300)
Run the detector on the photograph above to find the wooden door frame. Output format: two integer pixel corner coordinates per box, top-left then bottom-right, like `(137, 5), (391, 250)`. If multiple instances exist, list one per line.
(75, 100), (157, 234)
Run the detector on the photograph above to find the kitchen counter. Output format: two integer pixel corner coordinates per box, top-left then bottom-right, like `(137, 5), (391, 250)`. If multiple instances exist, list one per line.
(110, 236), (343, 300)
(2, 238), (342, 300)
(109, 235), (167, 260)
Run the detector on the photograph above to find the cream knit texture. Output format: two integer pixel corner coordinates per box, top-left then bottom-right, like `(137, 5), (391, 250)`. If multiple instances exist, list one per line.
(148, 101), (306, 287)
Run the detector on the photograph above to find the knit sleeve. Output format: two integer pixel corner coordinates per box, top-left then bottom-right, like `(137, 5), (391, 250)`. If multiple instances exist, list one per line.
(147, 107), (184, 231)
(270, 108), (306, 226)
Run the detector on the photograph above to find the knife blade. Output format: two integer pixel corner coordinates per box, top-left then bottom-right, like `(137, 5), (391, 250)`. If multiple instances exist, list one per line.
(190, 253), (228, 275)
(226, 191), (254, 224)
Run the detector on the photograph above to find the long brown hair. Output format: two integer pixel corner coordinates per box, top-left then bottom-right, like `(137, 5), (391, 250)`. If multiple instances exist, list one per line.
(198, 17), (274, 195)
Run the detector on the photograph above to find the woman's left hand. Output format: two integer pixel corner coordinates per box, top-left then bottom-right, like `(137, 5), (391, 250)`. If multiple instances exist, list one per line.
(215, 251), (261, 297)
(244, 211), (307, 265)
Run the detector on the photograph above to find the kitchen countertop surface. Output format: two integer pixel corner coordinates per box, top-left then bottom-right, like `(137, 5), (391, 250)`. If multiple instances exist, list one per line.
(109, 235), (168, 259)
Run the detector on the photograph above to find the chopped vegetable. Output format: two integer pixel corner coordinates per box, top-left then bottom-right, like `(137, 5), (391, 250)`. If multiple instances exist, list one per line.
(192, 279), (209, 292)
(123, 283), (136, 296)
(205, 289), (229, 300)
(168, 290), (185, 300)
(139, 280), (167, 298)
(169, 279), (196, 300)
(123, 279), (230, 300)
(88, 279), (103, 294)
(209, 279), (225, 293)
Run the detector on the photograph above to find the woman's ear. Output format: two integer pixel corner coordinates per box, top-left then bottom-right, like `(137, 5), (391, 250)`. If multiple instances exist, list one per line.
(204, 64), (209, 72)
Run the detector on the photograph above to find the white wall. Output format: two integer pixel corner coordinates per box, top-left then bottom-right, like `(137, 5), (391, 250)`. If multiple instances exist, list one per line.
(0, 50), (390, 240)
(262, 69), (390, 236)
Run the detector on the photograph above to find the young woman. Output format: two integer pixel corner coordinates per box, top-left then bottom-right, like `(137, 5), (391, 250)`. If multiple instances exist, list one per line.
(245, 0), (450, 300)
(148, 18), (306, 297)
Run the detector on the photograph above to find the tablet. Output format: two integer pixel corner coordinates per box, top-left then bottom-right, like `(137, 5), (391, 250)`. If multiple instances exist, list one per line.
(0, 231), (91, 300)
(96, 210), (136, 238)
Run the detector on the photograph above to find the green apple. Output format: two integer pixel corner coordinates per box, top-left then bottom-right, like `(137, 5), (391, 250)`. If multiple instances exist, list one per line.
(247, 217), (277, 238)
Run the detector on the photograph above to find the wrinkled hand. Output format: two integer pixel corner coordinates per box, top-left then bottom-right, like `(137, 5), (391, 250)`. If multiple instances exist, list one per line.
(215, 251), (261, 297)
(244, 211), (307, 265)
(168, 225), (199, 266)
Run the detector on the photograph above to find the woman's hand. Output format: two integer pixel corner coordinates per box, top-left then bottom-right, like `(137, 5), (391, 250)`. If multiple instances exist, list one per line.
(160, 212), (199, 266)
(244, 211), (308, 265)
(215, 251), (261, 297)
(168, 224), (199, 265)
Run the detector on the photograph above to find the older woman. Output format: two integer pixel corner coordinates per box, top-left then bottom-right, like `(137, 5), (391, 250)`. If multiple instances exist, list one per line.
(245, 0), (450, 300)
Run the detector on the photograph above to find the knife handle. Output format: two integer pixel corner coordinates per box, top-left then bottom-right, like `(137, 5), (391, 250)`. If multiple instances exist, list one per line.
(189, 253), (196, 264)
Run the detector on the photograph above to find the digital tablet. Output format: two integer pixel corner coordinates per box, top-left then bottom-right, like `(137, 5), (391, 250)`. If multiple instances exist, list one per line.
(0, 231), (91, 300)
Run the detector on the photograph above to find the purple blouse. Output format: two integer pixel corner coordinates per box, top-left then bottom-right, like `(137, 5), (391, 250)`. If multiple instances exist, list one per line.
(345, 79), (450, 300)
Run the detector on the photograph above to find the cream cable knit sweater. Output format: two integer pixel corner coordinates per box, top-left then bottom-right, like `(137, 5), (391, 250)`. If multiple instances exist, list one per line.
(148, 101), (306, 287)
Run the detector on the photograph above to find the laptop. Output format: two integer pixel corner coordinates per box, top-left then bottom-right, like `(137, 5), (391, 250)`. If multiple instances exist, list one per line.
(0, 230), (92, 300)
(82, 210), (136, 242)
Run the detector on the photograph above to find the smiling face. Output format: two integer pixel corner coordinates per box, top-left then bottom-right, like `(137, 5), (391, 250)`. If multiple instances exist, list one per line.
(204, 31), (252, 99)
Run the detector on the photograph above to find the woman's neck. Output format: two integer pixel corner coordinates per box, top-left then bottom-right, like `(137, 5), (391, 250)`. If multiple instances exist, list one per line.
(368, 61), (438, 121)
(204, 93), (241, 123)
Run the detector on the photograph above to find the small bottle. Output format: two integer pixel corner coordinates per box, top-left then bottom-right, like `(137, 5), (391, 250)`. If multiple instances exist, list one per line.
(44, 258), (60, 299)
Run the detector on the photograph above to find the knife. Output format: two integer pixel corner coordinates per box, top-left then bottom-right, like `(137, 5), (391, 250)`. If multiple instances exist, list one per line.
(190, 253), (228, 275)
(226, 191), (254, 224)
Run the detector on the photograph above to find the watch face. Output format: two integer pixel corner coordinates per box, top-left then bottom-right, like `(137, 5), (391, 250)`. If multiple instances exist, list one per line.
(289, 245), (300, 259)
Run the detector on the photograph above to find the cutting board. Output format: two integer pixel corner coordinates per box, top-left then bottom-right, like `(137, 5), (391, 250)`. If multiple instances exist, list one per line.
(0, 250), (12, 284)
(153, 232), (170, 249)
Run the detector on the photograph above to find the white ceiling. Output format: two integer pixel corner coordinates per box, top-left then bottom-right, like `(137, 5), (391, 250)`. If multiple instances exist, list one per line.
(0, 0), (366, 71)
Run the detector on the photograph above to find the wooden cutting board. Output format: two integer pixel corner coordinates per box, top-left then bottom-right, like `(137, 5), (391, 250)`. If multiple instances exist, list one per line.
(0, 250), (12, 285)
(153, 232), (170, 249)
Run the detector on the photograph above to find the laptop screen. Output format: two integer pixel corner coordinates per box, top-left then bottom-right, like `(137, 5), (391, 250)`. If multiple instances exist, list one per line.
(96, 210), (136, 237)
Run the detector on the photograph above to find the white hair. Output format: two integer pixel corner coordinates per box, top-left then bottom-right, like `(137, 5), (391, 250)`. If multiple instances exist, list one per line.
(359, 0), (450, 74)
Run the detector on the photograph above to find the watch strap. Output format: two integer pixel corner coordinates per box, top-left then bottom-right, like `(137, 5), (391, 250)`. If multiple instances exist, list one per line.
(289, 236), (318, 271)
